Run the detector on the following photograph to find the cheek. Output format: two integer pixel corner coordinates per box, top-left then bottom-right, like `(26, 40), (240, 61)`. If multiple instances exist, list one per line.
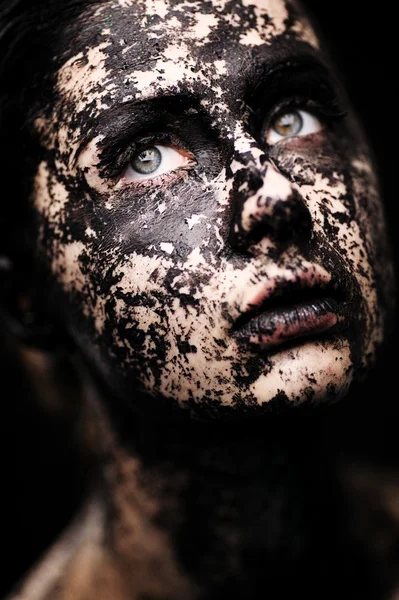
(270, 134), (346, 189)
(67, 251), (234, 401)
(74, 181), (224, 263)
(274, 141), (388, 361)
(270, 136), (375, 266)
(348, 159), (395, 353)
(33, 157), (233, 348)
(34, 162), (89, 299)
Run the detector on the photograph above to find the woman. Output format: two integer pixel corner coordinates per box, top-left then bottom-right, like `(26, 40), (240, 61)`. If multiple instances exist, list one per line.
(0, 0), (396, 598)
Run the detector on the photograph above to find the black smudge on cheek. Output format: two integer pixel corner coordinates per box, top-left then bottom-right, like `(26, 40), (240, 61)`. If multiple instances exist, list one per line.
(36, 160), (99, 250)
(161, 267), (208, 313)
(51, 251), (174, 396)
(231, 353), (272, 387)
(63, 177), (224, 263)
(351, 166), (395, 331)
(105, 297), (171, 389)
(116, 181), (219, 260)
(270, 132), (348, 188)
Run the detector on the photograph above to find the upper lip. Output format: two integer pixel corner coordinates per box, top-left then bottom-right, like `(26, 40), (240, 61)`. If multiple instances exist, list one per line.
(231, 268), (347, 334)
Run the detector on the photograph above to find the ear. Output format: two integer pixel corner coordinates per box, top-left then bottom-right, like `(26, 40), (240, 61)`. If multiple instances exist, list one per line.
(0, 254), (66, 351)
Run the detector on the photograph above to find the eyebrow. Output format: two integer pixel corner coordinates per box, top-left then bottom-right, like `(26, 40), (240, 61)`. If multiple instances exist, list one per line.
(246, 54), (341, 114)
(73, 52), (338, 166)
(247, 50), (338, 99)
(73, 95), (202, 167)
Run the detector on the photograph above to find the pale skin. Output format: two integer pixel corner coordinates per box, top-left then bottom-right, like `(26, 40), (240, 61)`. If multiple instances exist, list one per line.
(31, 0), (393, 418)
(5, 0), (397, 598)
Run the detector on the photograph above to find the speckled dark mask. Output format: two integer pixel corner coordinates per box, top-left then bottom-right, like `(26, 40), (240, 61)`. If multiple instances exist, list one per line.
(30, 0), (395, 419)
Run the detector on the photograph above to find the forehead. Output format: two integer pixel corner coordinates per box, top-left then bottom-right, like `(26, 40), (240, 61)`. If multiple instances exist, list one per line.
(55, 0), (319, 118)
(72, 0), (318, 46)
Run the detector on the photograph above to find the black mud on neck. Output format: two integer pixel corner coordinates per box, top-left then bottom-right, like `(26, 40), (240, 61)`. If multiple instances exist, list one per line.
(97, 390), (380, 599)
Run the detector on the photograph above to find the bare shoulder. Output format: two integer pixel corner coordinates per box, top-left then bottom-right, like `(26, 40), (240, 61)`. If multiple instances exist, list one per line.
(5, 494), (127, 600)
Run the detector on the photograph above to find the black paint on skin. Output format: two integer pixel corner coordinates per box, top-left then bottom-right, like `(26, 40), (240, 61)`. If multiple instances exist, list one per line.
(6, 0), (396, 597)
(34, 0), (392, 414)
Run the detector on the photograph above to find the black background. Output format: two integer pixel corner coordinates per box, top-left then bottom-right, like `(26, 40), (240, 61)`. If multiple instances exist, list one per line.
(306, 0), (398, 429)
(0, 1), (396, 596)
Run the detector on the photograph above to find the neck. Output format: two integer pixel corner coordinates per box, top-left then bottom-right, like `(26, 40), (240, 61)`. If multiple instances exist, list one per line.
(84, 378), (369, 598)
(8, 345), (390, 599)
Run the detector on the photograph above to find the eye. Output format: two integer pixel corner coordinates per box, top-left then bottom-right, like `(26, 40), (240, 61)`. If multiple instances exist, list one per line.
(123, 144), (191, 182)
(265, 109), (322, 145)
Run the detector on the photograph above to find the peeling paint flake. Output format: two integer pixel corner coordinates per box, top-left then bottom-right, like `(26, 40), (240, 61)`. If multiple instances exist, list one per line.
(160, 242), (175, 254)
(185, 214), (205, 230)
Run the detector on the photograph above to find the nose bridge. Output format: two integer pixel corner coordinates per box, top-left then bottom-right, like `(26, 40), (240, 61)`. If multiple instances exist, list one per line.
(229, 134), (312, 251)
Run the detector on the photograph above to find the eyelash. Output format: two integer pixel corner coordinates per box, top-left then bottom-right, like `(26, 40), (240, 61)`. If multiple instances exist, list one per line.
(98, 132), (195, 188)
(124, 158), (192, 189)
(259, 95), (346, 141)
(98, 93), (346, 187)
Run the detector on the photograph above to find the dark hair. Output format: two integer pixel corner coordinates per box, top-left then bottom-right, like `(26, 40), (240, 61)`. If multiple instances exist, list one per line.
(0, 0), (99, 267)
(0, 0), (103, 337)
(0, 7), (99, 590)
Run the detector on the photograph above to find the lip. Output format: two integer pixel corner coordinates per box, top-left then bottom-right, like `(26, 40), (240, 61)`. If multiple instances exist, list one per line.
(231, 273), (347, 350)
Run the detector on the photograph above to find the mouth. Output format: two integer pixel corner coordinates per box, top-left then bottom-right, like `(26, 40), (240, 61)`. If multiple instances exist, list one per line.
(231, 279), (349, 351)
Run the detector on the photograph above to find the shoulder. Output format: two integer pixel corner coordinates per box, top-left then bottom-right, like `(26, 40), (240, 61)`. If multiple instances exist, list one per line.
(5, 495), (126, 600)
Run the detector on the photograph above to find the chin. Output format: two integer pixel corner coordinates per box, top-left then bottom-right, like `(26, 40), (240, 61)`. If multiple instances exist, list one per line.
(134, 336), (354, 421)
(248, 338), (354, 409)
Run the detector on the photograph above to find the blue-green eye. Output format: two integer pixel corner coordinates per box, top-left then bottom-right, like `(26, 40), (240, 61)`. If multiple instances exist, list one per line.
(266, 109), (322, 144)
(131, 147), (162, 174)
(124, 145), (191, 182)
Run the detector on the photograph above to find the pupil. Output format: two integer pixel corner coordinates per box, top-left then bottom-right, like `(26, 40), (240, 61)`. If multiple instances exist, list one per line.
(131, 146), (162, 174)
(273, 110), (303, 137)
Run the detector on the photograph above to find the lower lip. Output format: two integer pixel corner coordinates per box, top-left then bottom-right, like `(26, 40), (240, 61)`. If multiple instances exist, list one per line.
(233, 298), (340, 350)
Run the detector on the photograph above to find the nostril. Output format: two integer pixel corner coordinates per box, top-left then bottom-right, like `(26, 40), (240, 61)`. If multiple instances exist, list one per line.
(266, 192), (312, 235)
(234, 166), (264, 197)
(251, 195), (312, 245)
(229, 188), (312, 252)
(228, 158), (313, 252)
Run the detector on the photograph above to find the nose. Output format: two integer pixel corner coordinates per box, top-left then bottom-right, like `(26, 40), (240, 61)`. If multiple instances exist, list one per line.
(229, 145), (312, 252)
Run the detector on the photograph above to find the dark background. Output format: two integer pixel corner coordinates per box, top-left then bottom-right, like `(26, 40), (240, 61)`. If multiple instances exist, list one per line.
(0, 1), (396, 597)
(306, 0), (398, 417)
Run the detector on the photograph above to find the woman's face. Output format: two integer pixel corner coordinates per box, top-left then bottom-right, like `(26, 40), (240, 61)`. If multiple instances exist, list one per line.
(33, 0), (393, 417)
